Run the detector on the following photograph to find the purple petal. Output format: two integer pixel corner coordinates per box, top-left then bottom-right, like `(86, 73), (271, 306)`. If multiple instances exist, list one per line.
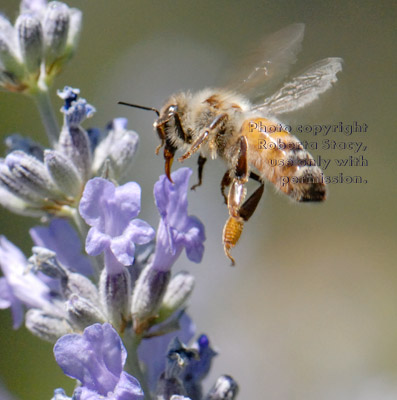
(110, 235), (136, 266)
(113, 181), (141, 219)
(152, 168), (205, 270)
(54, 323), (129, 395)
(0, 236), (51, 313)
(79, 178), (115, 228)
(181, 217), (205, 263)
(30, 219), (93, 276)
(154, 168), (191, 228)
(79, 178), (154, 274)
(112, 372), (144, 400)
(79, 178), (141, 232)
(86, 227), (111, 256)
(0, 277), (24, 329)
(127, 219), (156, 245)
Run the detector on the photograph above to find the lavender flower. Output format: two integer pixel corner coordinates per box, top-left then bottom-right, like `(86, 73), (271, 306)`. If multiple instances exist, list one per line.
(151, 167), (205, 271)
(0, 235), (51, 328)
(131, 168), (205, 334)
(54, 323), (144, 400)
(79, 177), (155, 330)
(79, 177), (155, 274)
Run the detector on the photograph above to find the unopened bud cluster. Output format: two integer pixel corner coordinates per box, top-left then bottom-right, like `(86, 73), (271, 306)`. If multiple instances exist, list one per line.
(0, 87), (139, 218)
(26, 245), (196, 339)
(0, 1), (81, 93)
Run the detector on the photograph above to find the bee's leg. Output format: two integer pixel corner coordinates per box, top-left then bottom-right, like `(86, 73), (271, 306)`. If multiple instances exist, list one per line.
(223, 182), (264, 265)
(191, 155), (207, 190)
(249, 172), (261, 183)
(178, 113), (228, 162)
(220, 170), (232, 204)
(238, 182), (264, 221)
(173, 111), (189, 142)
(222, 136), (248, 265)
(155, 123), (166, 155)
(227, 135), (249, 218)
(164, 141), (177, 183)
(154, 104), (189, 181)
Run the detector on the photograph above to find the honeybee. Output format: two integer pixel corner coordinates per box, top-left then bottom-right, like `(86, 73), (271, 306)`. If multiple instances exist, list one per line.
(120, 23), (343, 265)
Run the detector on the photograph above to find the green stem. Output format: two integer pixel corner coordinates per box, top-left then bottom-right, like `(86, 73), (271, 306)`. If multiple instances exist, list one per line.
(31, 86), (60, 147)
(124, 330), (152, 400)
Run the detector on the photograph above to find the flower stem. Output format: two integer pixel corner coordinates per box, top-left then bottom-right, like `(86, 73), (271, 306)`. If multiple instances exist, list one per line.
(31, 86), (60, 146)
(124, 330), (152, 400)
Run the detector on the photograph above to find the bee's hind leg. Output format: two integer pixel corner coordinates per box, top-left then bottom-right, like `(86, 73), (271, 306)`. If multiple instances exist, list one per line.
(191, 155), (207, 190)
(223, 182), (264, 265)
(222, 136), (248, 265)
(222, 136), (265, 265)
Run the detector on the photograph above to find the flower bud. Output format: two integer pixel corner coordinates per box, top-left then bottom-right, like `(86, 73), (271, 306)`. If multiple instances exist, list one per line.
(66, 294), (106, 329)
(5, 150), (62, 199)
(16, 14), (43, 74)
(57, 126), (92, 183)
(0, 14), (14, 37)
(64, 7), (82, 57)
(92, 118), (139, 183)
(63, 272), (99, 305)
(0, 184), (42, 217)
(205, 375), (239, 400)
(159, 271), (195, 322)
(43, 1), (69, 72)
(44, 149), (82, 198)
(0, 33), (26, 88)
(131, 265), (170, 334)
(25, 309), (73, 342)
(99, 267), (132, 331)
(0, 159), (45, 206)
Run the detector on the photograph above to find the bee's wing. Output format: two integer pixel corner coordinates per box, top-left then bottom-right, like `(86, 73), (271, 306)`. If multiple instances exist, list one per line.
(253, 57), (343, 115)
(225, 23), (305, 98)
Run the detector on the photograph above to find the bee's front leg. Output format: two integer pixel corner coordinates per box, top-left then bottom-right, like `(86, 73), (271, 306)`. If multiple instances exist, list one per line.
(154, 105), (189, 182)
(178, 113), (228, 162)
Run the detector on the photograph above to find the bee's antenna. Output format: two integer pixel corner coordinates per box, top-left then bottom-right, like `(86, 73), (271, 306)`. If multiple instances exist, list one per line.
(118, 101), (160, 117)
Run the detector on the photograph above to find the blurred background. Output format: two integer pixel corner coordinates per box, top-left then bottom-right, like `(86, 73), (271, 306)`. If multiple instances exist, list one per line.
(0, 0), (396, 399)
